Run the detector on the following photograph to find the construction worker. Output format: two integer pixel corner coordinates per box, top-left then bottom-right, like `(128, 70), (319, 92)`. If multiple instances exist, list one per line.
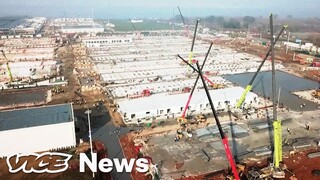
(287, 128), (291, 134)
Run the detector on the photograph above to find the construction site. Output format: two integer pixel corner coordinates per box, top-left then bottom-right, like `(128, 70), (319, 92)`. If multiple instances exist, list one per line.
(0, 6), (320, 180)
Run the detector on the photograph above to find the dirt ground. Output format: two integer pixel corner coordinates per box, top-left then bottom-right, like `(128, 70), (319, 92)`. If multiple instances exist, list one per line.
(119, 134), (151, 180)
(221, 40), (320, 83)
(178, 148), (320, 180)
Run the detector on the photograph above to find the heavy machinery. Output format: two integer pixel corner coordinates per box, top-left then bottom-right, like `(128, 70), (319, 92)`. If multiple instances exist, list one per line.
(212, 83), (225, 89)
(129, 18), (141, 40)
(128, 89), (151, 99)
(180, 42), (213, 120)
(177, 117), (187, 126)
(193, 114), (206, 124)
(244, 14), (287, 180)
(269, 14), (285, 179)
(0, 50), (13, 83)
(179, 53), (240, 180)
(177, 6), (190, 37)
(51, 86), (64, 94)
(225, 164), (246, 180)
(312, 89), (320, 98)
(175, 129), (184, 141)
(187, 19), (199, 73)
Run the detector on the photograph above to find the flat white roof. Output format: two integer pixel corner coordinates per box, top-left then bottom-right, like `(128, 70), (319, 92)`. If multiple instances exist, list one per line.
(117, 86), (258, 114)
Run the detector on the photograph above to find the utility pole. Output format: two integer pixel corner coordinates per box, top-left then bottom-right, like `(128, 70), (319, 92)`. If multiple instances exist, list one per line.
(85, 108), (95, 178)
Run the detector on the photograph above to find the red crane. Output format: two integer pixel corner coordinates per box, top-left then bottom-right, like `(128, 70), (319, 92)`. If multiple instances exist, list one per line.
(177, 6), (190, 37)
(178, 54), (240, 180)
(181, 42), (213, 118)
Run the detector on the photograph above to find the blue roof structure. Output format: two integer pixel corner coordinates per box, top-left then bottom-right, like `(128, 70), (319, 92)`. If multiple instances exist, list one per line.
(0, 104), (73, 132)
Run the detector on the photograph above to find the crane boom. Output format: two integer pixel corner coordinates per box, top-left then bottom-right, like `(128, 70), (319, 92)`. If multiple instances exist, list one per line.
(181, 42), (213, 118)
(188, 19), (199, 72)
(177, 6), (190, 37)
(270, 14), (282, 170)
(236, 25), (287, 108)
(129, 18), (137, 31)
(1, 50), (13, 82)
(178, 55), (240, 180)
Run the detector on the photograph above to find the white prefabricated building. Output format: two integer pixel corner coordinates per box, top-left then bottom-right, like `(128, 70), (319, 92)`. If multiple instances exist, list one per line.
(0, 103), (76, 157)
(117, 86), (259, 124)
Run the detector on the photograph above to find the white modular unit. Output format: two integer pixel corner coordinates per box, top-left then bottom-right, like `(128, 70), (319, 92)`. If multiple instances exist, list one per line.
(0, 104), (76, 157)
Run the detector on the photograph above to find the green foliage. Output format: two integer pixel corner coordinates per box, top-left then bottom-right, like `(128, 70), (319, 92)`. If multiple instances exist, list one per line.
(110, 19), (181, 31)
(243, 16), (256, 28)
(224, 18), (241, 29)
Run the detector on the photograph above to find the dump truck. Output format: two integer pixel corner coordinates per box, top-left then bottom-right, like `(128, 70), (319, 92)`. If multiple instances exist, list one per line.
(193, 114), (207, 123)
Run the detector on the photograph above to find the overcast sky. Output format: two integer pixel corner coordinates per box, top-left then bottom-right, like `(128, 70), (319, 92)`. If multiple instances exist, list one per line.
(0, 0), (319, 18)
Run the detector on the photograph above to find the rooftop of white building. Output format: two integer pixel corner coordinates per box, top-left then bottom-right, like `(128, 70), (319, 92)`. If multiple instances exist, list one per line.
(117, 86), (258, 114)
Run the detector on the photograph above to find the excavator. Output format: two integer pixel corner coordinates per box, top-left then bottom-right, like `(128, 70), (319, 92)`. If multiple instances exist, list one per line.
(312, 89), (320, 99)
(311, 81), (320, 98)
(177, 114), (207, 126)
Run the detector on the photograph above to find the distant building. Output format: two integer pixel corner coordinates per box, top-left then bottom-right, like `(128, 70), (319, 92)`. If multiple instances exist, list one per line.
(13, 17), (46, 35)
(130, 19), (143, 23)
(117, 87), (259, 124)
(58, 24), (104, 34)
(82, 36), (133, 47)
(0, 103), (76, 157)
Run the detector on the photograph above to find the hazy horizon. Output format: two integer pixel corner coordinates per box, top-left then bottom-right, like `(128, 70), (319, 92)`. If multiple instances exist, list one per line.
(0, 0), (319, 19)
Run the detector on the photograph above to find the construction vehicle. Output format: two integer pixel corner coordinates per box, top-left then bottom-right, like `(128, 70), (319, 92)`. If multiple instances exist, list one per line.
(176, 117), (187, 125)
(128, 89), (151, 99)
(312, 89), (320, 98)
(225, 164), (246, 179)
(212, 83), (225, 89)
(180, 43), (214, 120)
(129, 18), (141, 40)
(175, 129), (184, 141)
(179, 52), (240, 180)
(177, 6), (190, 37)
(51, 86), (64, 94)
(1, 50), (13, 83)
(245, 14), (287, 180)
(193, 114), (206, 124)
(269, 14), (285, 179)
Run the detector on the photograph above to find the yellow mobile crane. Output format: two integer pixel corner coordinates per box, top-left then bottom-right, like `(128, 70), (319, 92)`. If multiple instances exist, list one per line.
(269, 14), (285, 179)
(0, 50), (13, 82)
(239, 14), (286, 180)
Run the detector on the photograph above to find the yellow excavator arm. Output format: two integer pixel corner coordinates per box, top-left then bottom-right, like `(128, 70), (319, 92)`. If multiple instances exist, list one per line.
(1, 50), (13, 82)
(6, 62), (13, 82)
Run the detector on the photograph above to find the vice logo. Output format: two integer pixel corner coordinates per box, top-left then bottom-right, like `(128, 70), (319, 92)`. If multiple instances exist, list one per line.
(6, 152), (149, 174)
(6, 152), (72, 173)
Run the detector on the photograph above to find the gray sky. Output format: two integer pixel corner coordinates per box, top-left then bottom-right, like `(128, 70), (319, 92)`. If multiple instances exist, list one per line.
(0, 0), (319, 18)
